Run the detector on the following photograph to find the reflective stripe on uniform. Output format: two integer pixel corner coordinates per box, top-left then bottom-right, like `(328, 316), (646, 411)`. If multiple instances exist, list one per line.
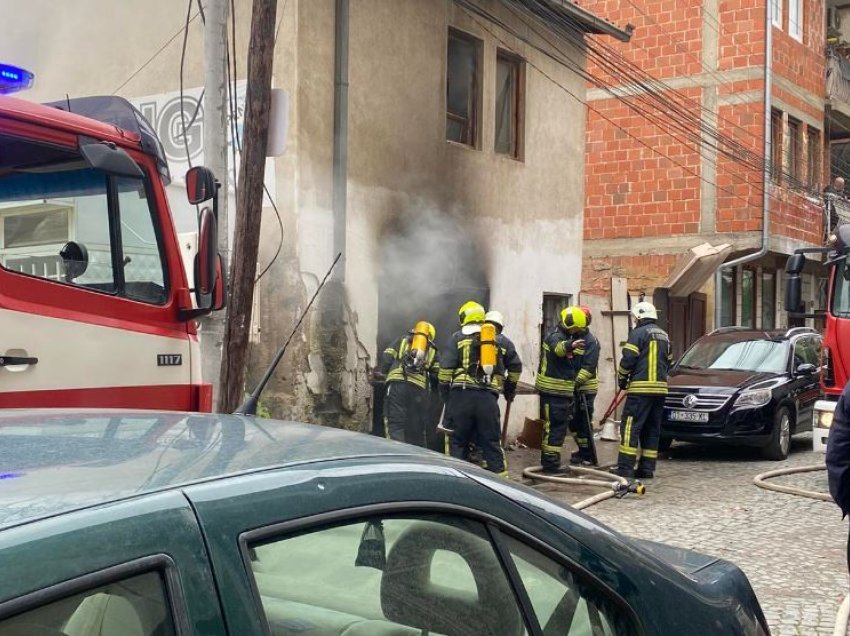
(627, 380), (668, 395)
(554, 341), (570, 357)
(619, 415), (637, 455)
(623, 343), (640, 355)
(535, 376), (576, 395)
(648, 340), (657, 383)
(642, 448), (659, 459)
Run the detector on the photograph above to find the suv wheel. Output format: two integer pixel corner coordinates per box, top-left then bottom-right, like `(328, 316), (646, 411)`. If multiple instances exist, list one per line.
(762, 407), (792, 461)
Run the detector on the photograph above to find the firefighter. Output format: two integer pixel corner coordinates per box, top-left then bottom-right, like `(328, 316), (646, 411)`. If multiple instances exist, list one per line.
(571, 307), (600, 465)
(379, 321), (440, 447)
(535, 306), (586, 473)
(826, 380), (850, 576)
(614, 301), (672, 479)
(440, 302), (522, 476)
(484, 310), (522, 404)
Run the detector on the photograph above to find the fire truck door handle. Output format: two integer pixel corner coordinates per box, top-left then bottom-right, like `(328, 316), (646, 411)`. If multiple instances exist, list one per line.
(0, 356), (38, 366)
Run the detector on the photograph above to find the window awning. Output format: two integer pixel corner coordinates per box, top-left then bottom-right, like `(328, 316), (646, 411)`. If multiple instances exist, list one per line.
(661, 242), (733, 298)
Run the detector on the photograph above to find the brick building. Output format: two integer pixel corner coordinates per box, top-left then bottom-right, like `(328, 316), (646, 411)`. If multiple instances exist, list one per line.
(581, 0), (827, 407)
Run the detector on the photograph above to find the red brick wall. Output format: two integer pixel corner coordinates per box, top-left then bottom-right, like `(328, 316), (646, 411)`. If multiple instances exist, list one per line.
(581, 254), (681, 296)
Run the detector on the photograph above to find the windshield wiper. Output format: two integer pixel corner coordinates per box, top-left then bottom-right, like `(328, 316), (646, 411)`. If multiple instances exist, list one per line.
(676, 364), (703, 370)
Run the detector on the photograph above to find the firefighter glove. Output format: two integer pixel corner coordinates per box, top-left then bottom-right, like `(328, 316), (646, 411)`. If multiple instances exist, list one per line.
(504, 382), (517, 403)
(618, 376), (629, 391)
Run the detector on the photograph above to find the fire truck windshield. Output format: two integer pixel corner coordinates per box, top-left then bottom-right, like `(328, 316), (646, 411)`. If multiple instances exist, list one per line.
(0, 136), (168, 305)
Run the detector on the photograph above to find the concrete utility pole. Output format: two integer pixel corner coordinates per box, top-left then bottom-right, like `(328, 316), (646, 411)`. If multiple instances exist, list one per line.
(218, 0), (277, 413)
(201, 0), (230, 407)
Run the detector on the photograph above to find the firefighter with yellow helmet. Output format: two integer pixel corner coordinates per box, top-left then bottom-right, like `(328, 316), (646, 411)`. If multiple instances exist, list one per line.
(439, 301), (522, 476)
(378, 320), (440, 447)
(535, 306), (588, 473)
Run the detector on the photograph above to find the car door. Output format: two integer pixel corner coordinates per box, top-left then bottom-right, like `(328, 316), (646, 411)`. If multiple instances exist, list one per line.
(790, 335), (822, 431)
(0, 491), (226, 634)
(185, 459), (642, 636)
(0, 127), (194, 410)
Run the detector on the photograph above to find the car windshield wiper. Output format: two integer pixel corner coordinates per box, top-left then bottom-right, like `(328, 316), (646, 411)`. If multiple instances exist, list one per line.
(676, 364), (703, 370)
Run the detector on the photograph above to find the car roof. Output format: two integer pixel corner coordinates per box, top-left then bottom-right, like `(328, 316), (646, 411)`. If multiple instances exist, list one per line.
(702, 327), (817, 342)
(0, 410), (436, 530)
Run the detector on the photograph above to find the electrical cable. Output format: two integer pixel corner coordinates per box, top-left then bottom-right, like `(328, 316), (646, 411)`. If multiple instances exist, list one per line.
(179, 0), (195, 169)
(113, 9), (202, 95)
(459, 0), (821, 225)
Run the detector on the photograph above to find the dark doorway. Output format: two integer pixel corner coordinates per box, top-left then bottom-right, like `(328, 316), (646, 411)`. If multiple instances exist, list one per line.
(655, 289), (707, 360)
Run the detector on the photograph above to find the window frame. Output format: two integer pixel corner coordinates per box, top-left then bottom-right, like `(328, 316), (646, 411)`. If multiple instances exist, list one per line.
(788, 117), (802, 186)
(771, 0), (782, 28)
(770, 109), (783, 184)
(720, 268), (737, 327)
(494, 49), (525, 160)
(239, 502), (643, 636)
(741, 268), (756, 328)
(788, 0), (803, 41)
(446, 27), (483, 149)
(807, 126), (821, 190)
(0, 554), (188, 634)
(761, 270), (776, 330)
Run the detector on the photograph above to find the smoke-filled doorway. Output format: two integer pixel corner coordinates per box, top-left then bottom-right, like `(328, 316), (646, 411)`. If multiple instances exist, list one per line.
(373, 208), (490, 446)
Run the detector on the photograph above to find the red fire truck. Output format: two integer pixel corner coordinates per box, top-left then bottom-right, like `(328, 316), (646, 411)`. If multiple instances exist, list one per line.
(786, 223), (850, 451)
(0, 92), (223, 410)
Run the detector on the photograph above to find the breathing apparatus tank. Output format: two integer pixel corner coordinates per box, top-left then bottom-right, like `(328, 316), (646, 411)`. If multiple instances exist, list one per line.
(404, 321), (433, 371)
(480, 322), (497, 382)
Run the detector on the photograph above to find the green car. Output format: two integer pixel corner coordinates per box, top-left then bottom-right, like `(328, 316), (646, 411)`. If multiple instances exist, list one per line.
(0, 411), (768, 635)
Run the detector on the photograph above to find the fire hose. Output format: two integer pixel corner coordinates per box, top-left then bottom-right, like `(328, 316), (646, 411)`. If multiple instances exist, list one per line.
(752, 464), (848, 635)
(523, 465), (645, 510)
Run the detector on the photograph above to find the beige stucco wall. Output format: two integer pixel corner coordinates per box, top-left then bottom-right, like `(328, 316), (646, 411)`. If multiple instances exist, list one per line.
(0, 0), (590, 434)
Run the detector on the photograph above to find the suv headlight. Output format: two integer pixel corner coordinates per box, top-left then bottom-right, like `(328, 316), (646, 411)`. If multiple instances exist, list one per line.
(817, 410), (834, 430)
(734, 388), (772, 408)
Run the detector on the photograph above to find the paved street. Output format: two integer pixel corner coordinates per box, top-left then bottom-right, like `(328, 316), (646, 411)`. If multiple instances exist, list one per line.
(509, 434), (848, 635)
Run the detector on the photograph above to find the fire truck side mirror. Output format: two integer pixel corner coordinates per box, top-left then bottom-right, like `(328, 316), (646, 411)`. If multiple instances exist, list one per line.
(194, 207), (219, 312)
(784, 254), (805, 314)
(185, 166), (217, 205)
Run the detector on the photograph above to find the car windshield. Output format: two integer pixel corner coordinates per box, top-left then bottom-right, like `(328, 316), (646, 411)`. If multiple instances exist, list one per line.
(678, 338), (788, 373)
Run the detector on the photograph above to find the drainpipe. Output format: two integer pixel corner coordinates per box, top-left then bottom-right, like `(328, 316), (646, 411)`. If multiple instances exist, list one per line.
(332, 0), (349, 281)
(714, 0), (773, 327)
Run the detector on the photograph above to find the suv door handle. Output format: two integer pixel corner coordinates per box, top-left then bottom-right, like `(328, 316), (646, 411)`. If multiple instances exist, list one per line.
(0, 356), (38, 366)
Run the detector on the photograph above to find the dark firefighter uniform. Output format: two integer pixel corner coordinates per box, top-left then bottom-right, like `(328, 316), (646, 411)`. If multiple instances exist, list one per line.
(827, 381), (850, 575)
(535, 325), (579, 473)
(440, 329), (522, 477)
(572, 328), (600, 464)
(616, 306), (671, 477)
(379, 333), (439, 447)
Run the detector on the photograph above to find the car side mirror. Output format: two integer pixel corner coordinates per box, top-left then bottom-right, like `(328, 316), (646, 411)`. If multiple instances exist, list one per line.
(796, 363), (817, 376)
(185, 166), (217, 205)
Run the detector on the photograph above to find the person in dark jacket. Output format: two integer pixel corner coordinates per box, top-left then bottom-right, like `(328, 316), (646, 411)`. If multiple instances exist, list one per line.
(571, 313), (600, 465)
(614, 301), (672, 479)
(827, 382), (850, 574)
(440, 302), (522, 476)
(535, 306), (587, 473)
(378, 322), (439, 447)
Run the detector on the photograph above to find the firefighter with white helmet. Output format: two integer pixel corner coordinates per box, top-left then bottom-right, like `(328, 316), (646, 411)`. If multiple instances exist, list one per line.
(613, 301), (672, 479)
(440, 302), (522, 476)
(378, 321), (440, 447)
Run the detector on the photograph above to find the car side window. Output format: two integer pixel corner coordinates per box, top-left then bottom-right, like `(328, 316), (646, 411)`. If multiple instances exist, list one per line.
(0, 570), (176, 635)
(247, 515), (529, 636)
(116, 177), (167, 305)
(793, 336), (820, 368)
(501, 532), (636, 635)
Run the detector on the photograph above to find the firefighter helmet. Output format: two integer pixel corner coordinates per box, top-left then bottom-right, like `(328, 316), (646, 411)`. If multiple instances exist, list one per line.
(560, 306), (587, 332)
(579, 304), (593, 326)
(631, 301), (658, 321)
(484, 310), (505, 332)
(458, 301), (486, 326)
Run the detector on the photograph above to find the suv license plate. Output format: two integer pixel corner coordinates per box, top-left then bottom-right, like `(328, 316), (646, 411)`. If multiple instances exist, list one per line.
(669, 410), (709, 423)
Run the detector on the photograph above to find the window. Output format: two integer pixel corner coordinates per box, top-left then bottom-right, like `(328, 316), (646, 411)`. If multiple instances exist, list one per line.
(719, 268), (736, 327)
(0, 570), (176, 635)
(771, 109), (783, 184)
(116, 177), (167, 304)
(495, 51), (524, 158)
(542, 293), (572, 339)
(788, 117), (802, 185)
(789, 0), (803, 40)
(741, 269), (755, 328)
(501, 533), (634, 635)
(446, 29), (481, 147)
(248, 515), (528, 636)
(793, 335), (821, 368)
(0, 152), (167, 304)
(771, 0), (782, 28)
(807, 127), (821, 189)
(762, 270), (776, 329)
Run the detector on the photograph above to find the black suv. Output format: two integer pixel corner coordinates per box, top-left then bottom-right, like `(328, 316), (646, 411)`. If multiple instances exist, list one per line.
(661, 327), (822, 460)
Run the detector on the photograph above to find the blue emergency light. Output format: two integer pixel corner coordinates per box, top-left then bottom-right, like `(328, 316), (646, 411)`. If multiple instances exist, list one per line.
(0, 64), (34, 95)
